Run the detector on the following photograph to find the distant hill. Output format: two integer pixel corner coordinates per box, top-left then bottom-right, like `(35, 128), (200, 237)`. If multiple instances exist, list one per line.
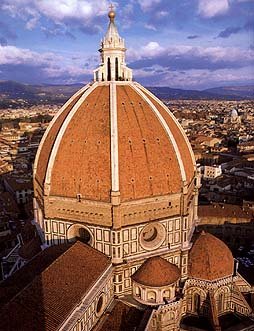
(204, 86), (254, 99)
(147, 85), (254, 100)
(0, 81), (83, 107)
(0, 80), (253, 108)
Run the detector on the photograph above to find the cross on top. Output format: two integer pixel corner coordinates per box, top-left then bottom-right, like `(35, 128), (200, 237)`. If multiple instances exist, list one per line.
(109, 3), (114, 11)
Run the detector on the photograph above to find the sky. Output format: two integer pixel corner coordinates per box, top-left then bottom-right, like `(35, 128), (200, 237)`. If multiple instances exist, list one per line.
(0, 0), (253, 89)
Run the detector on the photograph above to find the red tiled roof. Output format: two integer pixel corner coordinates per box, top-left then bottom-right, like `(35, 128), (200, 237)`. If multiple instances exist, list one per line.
(132, 256), (180, 287)
(198, 204), (254, 219)
(189, 231), (234, 281)
(0, 241), (111, 331)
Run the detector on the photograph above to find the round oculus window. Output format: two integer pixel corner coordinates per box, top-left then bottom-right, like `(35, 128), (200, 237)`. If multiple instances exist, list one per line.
(140, 222), (166, 250)
(96, 294), (105, 316)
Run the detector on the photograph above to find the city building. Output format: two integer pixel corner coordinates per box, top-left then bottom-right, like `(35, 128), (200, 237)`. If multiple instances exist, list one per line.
(203, 165), (222, 179)
(0, 8), (253, 331)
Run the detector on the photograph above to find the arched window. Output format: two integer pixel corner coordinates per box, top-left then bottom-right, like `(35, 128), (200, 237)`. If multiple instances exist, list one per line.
(135, 286), (141, 298)
(163, 289), (170, 300)
(194, 293), (201, 313)
(218, 293), (223, 312)
(147, 290), (156, 303)
(67, 225), (93, 245)
(78, 228), (91, 244)
(115, 57), (119, 81)
(107, 58), (111, 81)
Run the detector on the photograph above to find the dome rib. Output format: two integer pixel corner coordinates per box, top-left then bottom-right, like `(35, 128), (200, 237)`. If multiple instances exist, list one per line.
(116, 84), (182, 200)
(44, 82), (99, 195)
(110, 82), (120, 193)
(131, 83), (187, 183)
(135, 82), (196, 182)
(34, 83), (90, 187)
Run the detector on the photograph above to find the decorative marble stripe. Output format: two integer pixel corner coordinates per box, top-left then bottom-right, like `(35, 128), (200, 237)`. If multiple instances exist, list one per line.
(110, 82), (120, 192)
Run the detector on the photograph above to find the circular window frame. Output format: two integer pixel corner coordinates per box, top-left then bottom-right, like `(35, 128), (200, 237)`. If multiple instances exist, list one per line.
(139, 222), (166, 251)
(67, 224), (94, 246)
(95, 293), (105, 317)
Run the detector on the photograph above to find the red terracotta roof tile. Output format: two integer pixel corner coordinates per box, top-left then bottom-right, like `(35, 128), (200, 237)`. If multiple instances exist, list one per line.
(132, 256), (180, 287)
(0, 241), (111, 331)
(189, 231), (234, 281)
(117, 85), (182, 201)
(142, 90), (195, 183)
(35, 92), (83, 187)
(198, 204), (254, 219)
(50, 86), (111, 201)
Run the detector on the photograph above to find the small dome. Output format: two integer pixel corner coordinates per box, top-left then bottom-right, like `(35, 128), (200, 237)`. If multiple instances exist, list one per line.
(189, 231), (234, 281)
(132, 256), (180, 287)
(231, 108), (238, 117)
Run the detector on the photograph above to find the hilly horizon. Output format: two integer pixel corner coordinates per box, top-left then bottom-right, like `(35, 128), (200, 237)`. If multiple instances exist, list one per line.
(0, 80), (253, 108)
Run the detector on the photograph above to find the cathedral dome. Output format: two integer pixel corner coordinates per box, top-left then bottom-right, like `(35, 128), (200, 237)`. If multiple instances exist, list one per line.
(188, 231), (234, 281)
(33, 8), (196, 230)
(132, 256), (180, 287)
(34, 83), (195, 203)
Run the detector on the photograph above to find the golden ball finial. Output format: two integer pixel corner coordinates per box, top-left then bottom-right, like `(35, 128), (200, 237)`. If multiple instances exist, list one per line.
(108, 4), (115, 21)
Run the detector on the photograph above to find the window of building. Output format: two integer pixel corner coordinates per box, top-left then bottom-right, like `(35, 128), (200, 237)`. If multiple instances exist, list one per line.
(147, 290), (156, 303)
(115, 57), (119, 80)
(135, 286), (141, 297)
(107, 58), (111, 81)
(218, 293), (223, 312)
(194, 293), (201, 313)
(96, 294), (105, 316)
(140, 222), (166, 250)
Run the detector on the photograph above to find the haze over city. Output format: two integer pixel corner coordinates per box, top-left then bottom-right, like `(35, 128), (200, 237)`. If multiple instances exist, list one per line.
(0, 0), (253, 89)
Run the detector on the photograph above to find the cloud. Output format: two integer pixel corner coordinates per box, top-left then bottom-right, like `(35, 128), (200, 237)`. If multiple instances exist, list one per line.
(217, 26), (242, 38)
(141, 41), (165, 57)
(0, 0), (111, 34)
(144, 24), (157, 31)
(135, 66), (254, 89)
(128, 42), (254, 74)
(0, 44), (93, 84)
(0, 45), (55, 66)
(217, 20), (254, 38)
(127, 40), (254, 88)
(41, 25), (76, 39)
(187, 35), (200, 40)
(198, 0), (229, 18)
(135, 0), (162, 11)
